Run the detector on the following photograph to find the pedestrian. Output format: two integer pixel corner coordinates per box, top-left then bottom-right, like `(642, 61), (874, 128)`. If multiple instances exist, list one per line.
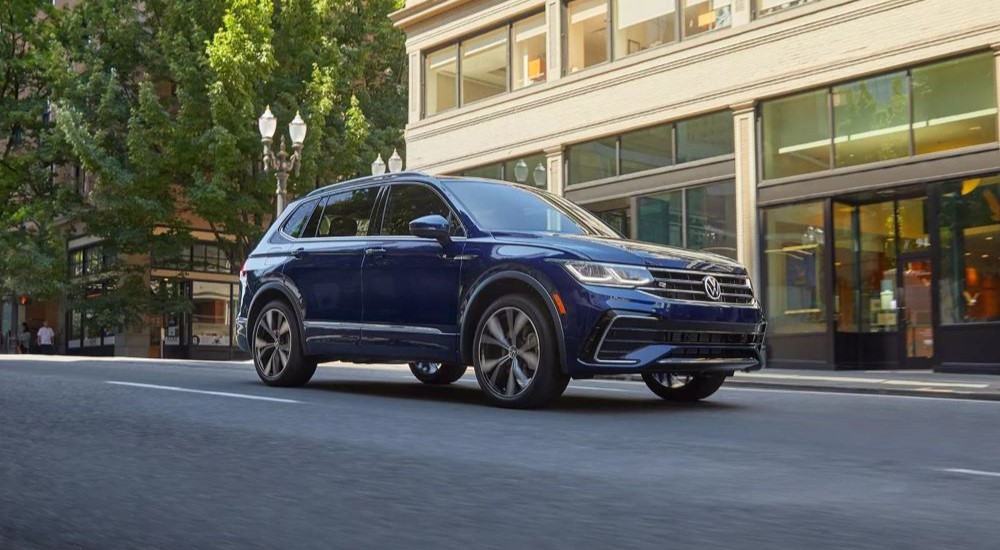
(17, 323), (31, 354)
(37, 321), (55, 355)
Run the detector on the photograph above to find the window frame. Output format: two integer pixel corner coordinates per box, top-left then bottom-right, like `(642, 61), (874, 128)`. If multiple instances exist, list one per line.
(421, 10), (545, 119)
(374, 182), (467, 238)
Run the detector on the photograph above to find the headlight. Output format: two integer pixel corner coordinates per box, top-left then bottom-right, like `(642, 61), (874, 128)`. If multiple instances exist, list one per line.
(560, 261), (654, 288)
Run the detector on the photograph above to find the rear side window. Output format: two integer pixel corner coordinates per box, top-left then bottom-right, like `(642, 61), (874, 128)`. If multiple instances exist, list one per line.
(380, 184), (463, 236)
(314, 187), (379, 238)
(281, 199), (319, 238)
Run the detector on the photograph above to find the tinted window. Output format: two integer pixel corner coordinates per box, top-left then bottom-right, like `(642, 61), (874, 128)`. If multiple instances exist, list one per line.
(381, 184), (462, 236)
(281, 199), (319, 238)
(446, 181), (618, 237)
(314, 187), (379, 238)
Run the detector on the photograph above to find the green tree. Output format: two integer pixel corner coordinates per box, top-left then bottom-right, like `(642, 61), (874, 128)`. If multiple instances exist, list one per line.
(0, 1), (77, 304)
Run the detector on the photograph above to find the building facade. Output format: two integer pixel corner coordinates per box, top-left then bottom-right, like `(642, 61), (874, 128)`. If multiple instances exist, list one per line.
(392, 0), (1000, 373)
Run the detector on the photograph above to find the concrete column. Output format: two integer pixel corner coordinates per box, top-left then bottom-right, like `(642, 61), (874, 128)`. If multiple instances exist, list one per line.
(993, 43), (1000, 142)
(408, 51), (421, 124)
(731, 102), (760, 288)
(545, 146), (564, 196)
(731, 0), (753, 28)
(546, 0), (563, 83)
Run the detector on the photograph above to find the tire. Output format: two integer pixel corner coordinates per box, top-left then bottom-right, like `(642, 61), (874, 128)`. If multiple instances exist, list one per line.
(472, 294), (569, 409)
(409, 362), (467, 385)
(641, 372), (726, 402)
(252, 300), (317, 387)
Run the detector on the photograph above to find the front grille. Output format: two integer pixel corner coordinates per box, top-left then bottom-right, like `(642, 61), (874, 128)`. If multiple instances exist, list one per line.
(642, 268), (754, 305)
(593, 316), (763, 362)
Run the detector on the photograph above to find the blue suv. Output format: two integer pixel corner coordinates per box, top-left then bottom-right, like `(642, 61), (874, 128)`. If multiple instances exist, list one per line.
(237, 173), (765, 408)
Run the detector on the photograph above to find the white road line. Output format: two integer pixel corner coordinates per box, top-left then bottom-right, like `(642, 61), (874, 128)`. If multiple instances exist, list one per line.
(939, 468), (1000, 478)
(570, 385), (637, 394)
(720, 386), (1000, 404)
(106, 381), (301, 404)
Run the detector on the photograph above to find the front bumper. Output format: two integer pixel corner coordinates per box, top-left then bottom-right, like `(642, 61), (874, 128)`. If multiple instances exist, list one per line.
(563, 284), (766, 377)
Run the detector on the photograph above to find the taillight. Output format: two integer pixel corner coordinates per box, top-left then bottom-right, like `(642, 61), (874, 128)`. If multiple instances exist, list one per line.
(239, 260), (248, 280)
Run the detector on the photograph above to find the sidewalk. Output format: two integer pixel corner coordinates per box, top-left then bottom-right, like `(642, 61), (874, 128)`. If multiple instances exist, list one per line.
(722, 369), (1000, 401)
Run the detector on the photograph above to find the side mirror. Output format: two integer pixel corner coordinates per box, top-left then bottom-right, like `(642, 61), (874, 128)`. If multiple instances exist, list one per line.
(409, 214), (452, 246)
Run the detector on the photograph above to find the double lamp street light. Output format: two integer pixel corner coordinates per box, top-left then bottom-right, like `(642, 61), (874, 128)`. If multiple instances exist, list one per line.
(258, 106), (306, 217)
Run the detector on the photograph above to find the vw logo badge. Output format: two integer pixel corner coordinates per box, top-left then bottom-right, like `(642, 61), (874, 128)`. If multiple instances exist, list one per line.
(703, 275), (722, 301)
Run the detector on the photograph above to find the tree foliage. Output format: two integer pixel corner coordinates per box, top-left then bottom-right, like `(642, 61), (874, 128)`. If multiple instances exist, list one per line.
(27, 0), (407, 329)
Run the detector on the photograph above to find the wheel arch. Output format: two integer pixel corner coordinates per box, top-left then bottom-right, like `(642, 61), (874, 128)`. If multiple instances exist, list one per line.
(460, 271), (568, 373)
(247, 283), (307, 353)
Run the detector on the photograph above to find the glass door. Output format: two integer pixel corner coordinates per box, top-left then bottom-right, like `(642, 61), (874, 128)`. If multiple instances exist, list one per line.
(898, 257), (935, 365)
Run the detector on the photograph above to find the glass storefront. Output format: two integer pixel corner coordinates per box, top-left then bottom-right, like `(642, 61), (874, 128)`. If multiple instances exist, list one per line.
(761, 52), (998, 180)
(763, 201), (826, 335)
(460, 152), (548, 188)
(939, 175), (1000, 324)
(637, 179), (736, 259)
(158, 279), (242, 360)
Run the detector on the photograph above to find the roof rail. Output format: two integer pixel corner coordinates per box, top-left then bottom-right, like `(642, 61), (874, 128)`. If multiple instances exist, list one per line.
(304, 171), (432, 198)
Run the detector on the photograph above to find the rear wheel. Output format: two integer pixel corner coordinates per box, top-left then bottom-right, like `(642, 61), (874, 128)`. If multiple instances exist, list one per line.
(641, 372), (726, 401)
(409, 362), (467, 384)
(473, 294), (569, 409)
(252, 300), (316, 387)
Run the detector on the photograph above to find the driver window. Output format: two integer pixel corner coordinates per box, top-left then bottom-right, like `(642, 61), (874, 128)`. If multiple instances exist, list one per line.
(380, 184), (463, 236)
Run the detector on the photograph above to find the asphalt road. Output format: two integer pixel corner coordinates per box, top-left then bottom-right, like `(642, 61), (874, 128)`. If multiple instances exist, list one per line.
(2, 357), (999, 550)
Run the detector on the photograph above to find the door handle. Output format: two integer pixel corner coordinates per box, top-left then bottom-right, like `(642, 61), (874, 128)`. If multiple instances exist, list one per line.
(365, 247), (387, 256)
(291, 247), (305, 259)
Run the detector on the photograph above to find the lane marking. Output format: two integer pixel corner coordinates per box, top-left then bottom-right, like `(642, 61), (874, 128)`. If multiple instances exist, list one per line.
(106, 381), (301, 404)
(719, 386), (1000, 404)
(569, 385), (637, 394)
(939, 468), (1000, 478)
(739, 372), (988, 389)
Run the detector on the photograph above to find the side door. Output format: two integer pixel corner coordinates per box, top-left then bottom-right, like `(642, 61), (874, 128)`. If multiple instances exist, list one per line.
(361, 182), (466, 362)
(280, 186), (380, 356)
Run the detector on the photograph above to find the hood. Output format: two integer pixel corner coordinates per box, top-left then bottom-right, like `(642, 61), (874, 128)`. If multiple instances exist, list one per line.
(491, 232), (746, 273)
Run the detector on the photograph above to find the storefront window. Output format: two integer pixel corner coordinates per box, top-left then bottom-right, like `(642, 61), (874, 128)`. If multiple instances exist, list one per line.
(676, 110), (734, 163)
(912, 53), (998, 155)
(835, 202), (899, 334)
(620, 124), (672, 175)
(637, 189), (683, 247)
(754, 0), (818, 17)
(682, 0), (732, 39)
(764, 201), (826, 334)
(513, 14), (547, 90)
(425, 46), (458, 116)
(833, 72), (909, 168)
(191, 282), (232, 347)
(567, 137), (617, 185)
(939, 175), (1000, 324)
(686, 180), (736, 258)
(462, 163), (503, 180)
(503, 153), (548, 188)
(567, 0), (609, 73)
(762, 89), (831, 179)
(594, 208), (631, 236)
(461, 28), (508, 105)
(614, 0), (676, 58)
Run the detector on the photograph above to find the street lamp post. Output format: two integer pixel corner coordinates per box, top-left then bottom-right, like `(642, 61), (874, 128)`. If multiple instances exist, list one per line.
(372, 148), (404, 176)
(258, 106), (307, 216)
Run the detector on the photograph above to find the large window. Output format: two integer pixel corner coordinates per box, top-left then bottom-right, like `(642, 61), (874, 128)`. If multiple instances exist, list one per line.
(424, 13), (546, 117)
(682, 0), (732, 39)
(764, 201), (826, 334)
(154, 243), (232, 274)
(567, 111), (733, 186)
(566, 0), (609, 73)
(424, 46), (457, 116)
(191, 282), (233, 347)
(513, 14), (547, 90)
(939, 175), (1000, 324)
(834, 201), (898, 334)
(614, 0), (676, 59)
(459, 152), (548, 188)
(754, 0), (818, 17)
(761, 53), (998, 180)
(69, 244), (115, 278)
(637, 180), (736, 258)
(461, 28), (508, 105)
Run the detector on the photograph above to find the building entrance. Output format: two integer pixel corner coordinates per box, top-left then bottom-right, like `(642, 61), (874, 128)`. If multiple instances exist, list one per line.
(833, 190), (937, 368)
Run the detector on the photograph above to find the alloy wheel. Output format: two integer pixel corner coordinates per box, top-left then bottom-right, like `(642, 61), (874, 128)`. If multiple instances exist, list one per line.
(649, 372), (693, 389)
(477, 306), (540, 398)
(255, 308), (292, 378)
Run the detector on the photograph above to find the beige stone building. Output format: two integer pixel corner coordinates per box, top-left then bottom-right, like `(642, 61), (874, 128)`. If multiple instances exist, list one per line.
(392, 0), (1000, 372)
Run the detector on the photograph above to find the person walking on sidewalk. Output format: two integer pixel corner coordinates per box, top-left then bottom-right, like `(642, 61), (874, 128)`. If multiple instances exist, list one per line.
(17, 323), (31, 354)
(36, 321), (55, 355)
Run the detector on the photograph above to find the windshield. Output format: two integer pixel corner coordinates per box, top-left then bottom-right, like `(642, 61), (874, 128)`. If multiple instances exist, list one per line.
(444, 180), (620, 237)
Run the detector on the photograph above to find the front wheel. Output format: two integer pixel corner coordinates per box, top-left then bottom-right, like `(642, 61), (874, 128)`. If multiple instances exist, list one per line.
(409, 362), (467, 385)
(641, 372), (726, 401)
(473, 294), (569, 409)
